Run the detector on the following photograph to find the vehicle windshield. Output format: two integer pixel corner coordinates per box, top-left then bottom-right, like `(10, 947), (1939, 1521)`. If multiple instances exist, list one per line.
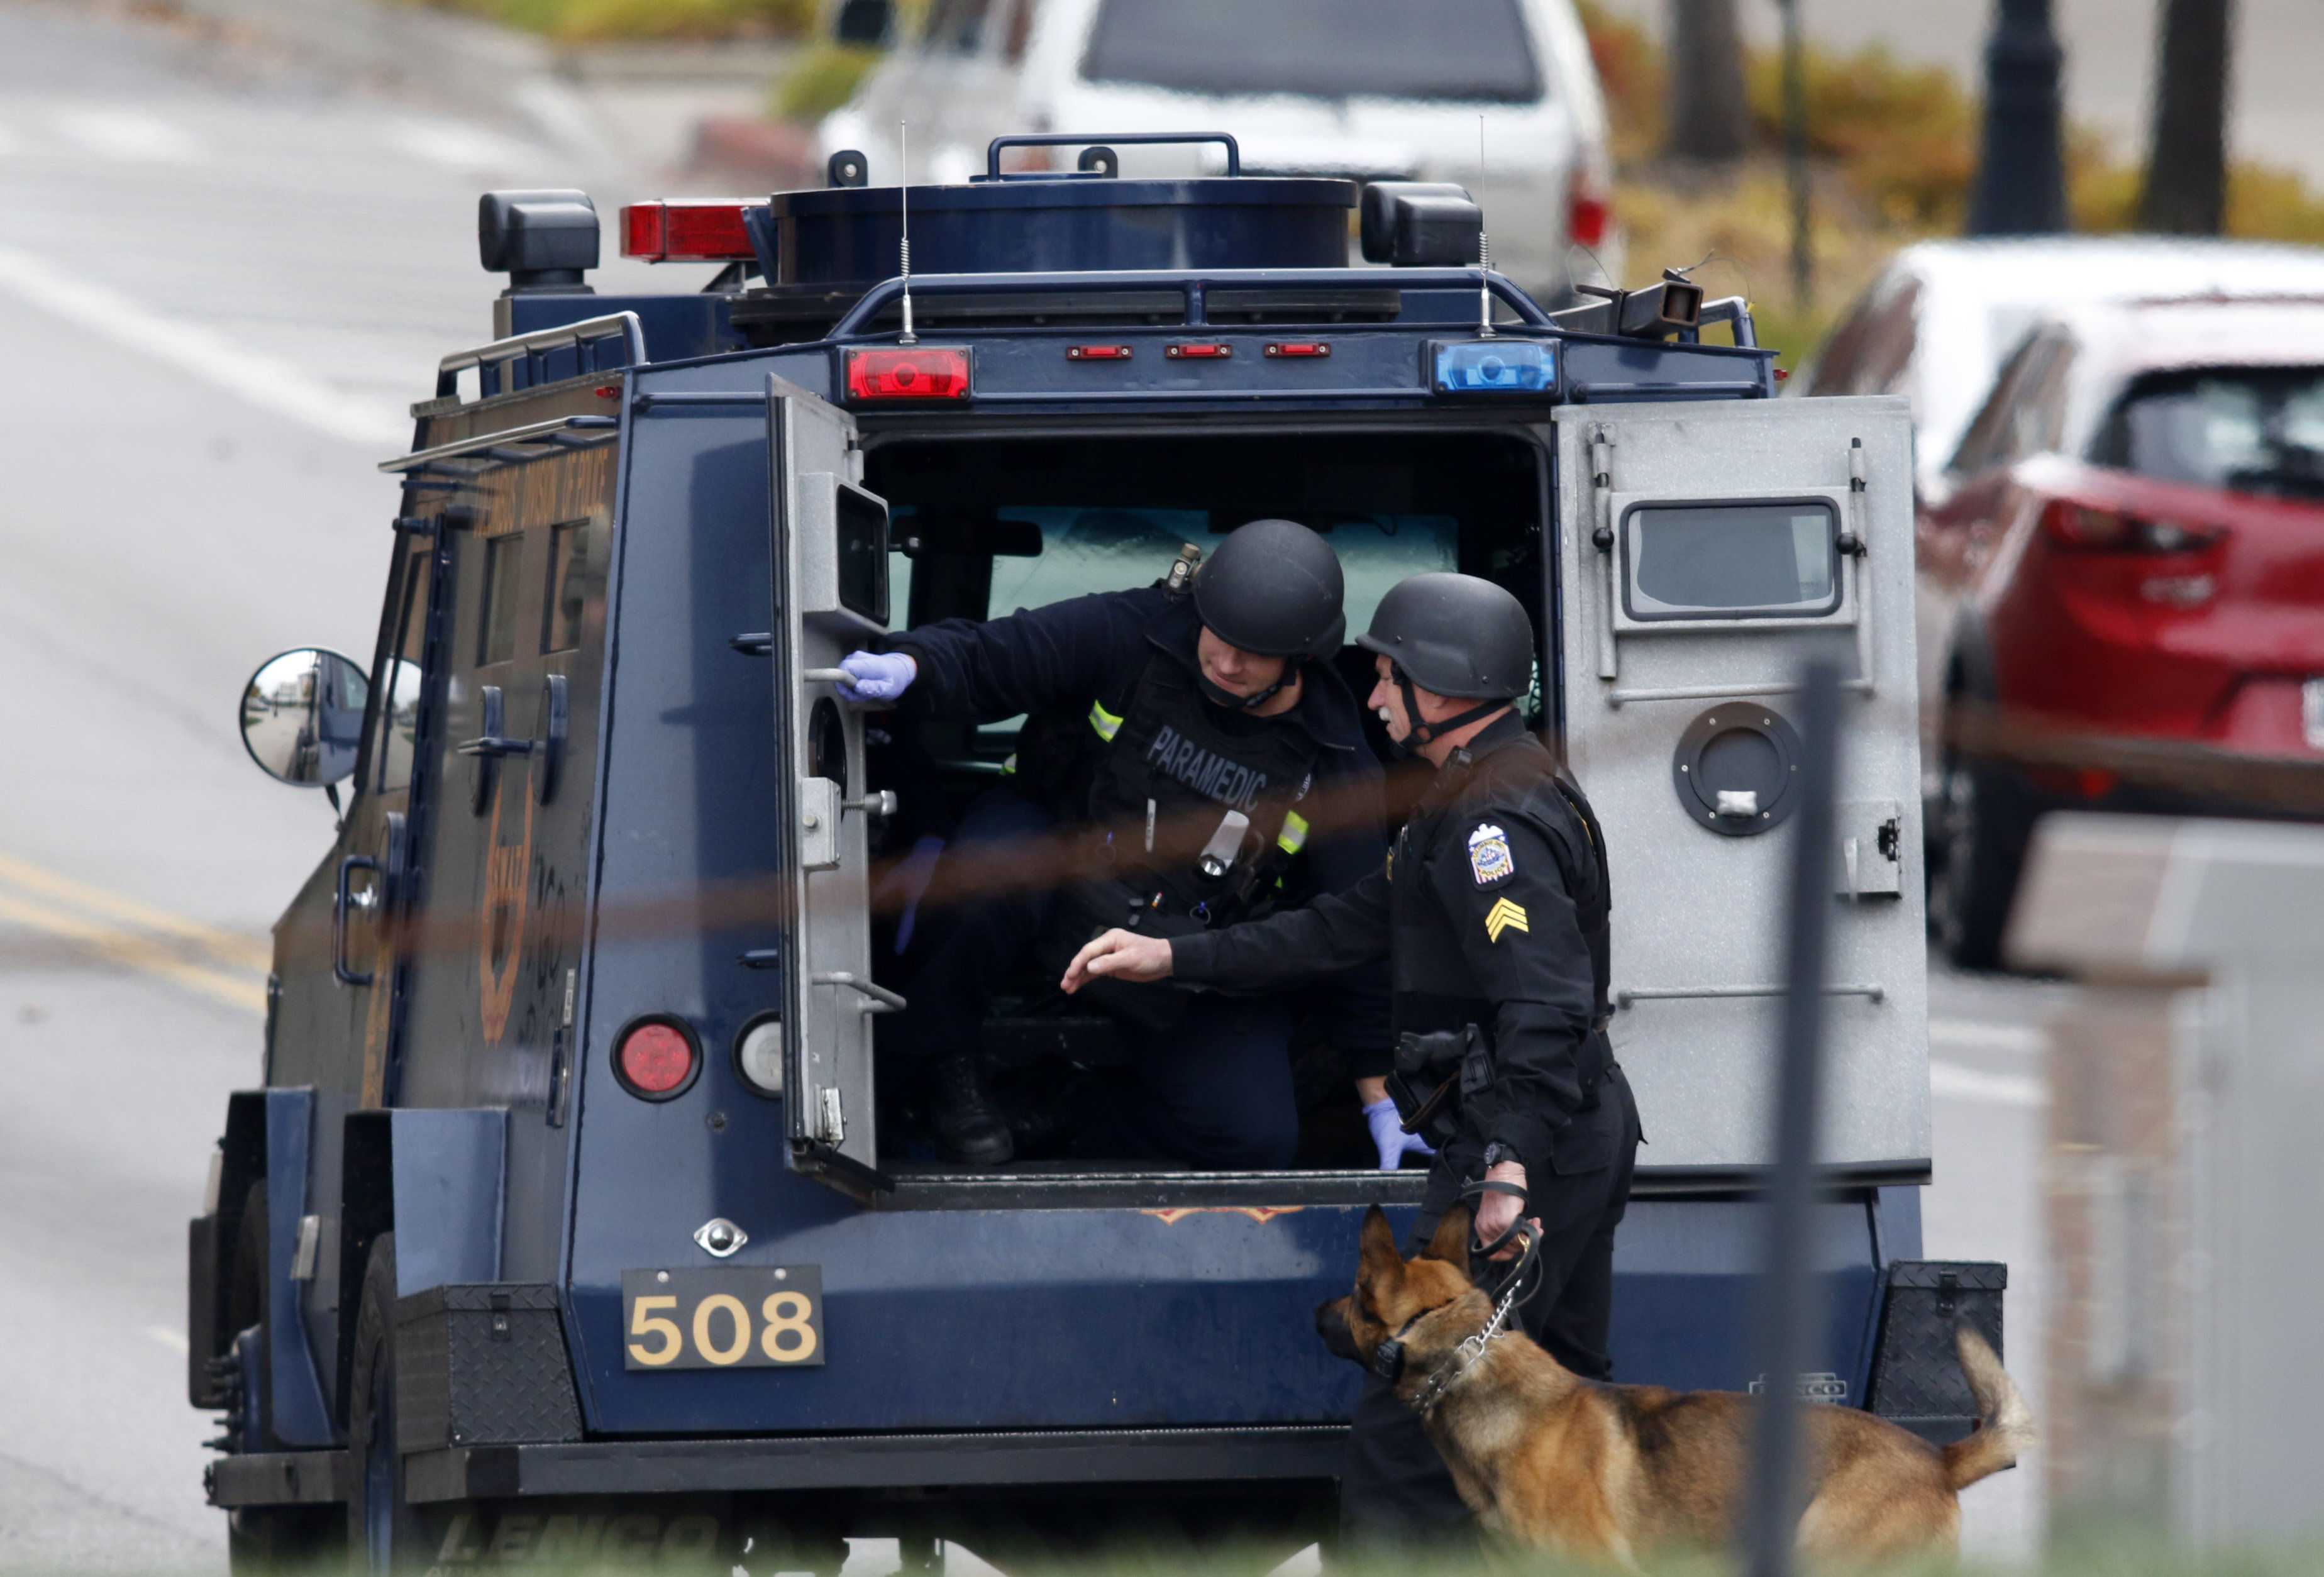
(1081, 0), (1542, 104)
(2090, 366), (2324, 502)
(980, 509), (1456, 633)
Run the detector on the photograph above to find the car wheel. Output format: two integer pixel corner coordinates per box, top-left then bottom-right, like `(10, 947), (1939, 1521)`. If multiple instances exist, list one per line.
(345, 1233), (431, 1571)
(1932, 750), (2033, 971)
(226, 1506), (342, 1575)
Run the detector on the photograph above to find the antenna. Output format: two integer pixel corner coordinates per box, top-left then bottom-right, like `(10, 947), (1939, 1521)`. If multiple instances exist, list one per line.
(897, 119), (916, 346)
(1476, 115), (1495, 338)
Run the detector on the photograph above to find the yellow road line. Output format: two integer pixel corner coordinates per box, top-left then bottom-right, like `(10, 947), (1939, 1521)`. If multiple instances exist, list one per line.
(0, 888), (268, 1015)
(0, 849), (272, 970)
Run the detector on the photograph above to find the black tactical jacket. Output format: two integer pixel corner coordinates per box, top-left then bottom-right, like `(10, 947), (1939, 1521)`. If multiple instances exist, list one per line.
(1170, 712), (1611, 1175)
(888, 587), (1390, 1053)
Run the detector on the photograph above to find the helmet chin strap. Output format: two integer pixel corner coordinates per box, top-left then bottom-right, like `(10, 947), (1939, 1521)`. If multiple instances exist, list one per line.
(1390, 667), (1503, 756)
(1200, 657), (1298, 712)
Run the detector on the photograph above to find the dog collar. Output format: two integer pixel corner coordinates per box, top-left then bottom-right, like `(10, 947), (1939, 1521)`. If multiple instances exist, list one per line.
(1408, 1229), (1541, 1415)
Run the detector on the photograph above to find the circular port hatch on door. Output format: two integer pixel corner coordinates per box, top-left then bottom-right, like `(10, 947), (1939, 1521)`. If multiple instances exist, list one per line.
(1671, 703), (1803, 836)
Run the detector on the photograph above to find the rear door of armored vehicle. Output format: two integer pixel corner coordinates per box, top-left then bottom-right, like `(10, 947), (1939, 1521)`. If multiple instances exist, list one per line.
(387, 436), (619, 1278)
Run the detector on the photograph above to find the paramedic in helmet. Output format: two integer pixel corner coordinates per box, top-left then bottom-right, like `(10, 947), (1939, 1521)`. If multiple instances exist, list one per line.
(832, 519), (1390, 1170)
(1061, 572), (1638, 1546)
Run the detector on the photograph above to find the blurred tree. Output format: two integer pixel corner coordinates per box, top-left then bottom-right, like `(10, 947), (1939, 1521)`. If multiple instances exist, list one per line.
(2138, 0), (2233, 233)
(1665, 0), (1749, 160)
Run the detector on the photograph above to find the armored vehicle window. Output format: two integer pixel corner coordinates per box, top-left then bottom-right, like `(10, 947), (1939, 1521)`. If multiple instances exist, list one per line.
(542, 520), (589, 653)
(1623, 500), (1839, 620)
(982, 509), (1458, 635)
(479, 533), (526, 666)
(374, 543), (433, 793)
(836, 485), (890, 626)
(1083, 0), (1541, 103)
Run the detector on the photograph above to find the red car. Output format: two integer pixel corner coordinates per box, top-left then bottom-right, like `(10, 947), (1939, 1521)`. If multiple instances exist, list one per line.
(1920, 295), (2324, 966)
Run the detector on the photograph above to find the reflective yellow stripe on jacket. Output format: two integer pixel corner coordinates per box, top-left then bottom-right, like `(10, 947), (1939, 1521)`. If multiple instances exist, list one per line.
(1276, 811), (1310, 855)
(1088, 700), (1124, 743)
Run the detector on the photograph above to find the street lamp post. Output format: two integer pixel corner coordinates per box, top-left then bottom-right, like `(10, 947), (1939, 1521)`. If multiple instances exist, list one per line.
(1969, 0), (2068, 235)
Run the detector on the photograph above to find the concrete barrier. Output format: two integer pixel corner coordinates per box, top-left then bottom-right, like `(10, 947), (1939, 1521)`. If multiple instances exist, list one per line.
(2010, 812), (2324, 1544)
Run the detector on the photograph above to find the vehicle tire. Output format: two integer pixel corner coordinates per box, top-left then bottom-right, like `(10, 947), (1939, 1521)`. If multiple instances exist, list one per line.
(345, 1232), (430, 1572)
(228, 1506), (342, 1575)
(224, 1181), (271, 1452)
(1932, 749), (2034, 972)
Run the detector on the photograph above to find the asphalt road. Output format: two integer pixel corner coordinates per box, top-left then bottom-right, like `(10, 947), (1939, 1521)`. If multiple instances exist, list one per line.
(0, 4), (2065, 1569)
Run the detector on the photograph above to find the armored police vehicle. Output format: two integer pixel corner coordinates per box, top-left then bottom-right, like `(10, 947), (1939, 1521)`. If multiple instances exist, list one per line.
(192, 133), (1999, 1569)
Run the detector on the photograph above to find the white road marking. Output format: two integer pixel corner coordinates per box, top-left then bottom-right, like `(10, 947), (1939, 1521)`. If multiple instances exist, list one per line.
(54, 108), (202, 164)
(0, 245), (407, 446)
(1930, 1059), (2046, 1107)
(144, 1325), (188, 1354)
(1928, 1018), (2045, 1054)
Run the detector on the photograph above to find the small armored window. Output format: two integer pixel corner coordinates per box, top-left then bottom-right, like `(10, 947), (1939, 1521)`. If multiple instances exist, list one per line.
(542, 519), (590, 653)
(1624, 499), (1840, 621)
(374, 543), (433, 792)
(479, 532), (526, 667)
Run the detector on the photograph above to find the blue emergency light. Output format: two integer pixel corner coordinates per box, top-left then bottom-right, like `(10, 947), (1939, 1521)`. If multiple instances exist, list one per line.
(1432, 338), (1559, 395)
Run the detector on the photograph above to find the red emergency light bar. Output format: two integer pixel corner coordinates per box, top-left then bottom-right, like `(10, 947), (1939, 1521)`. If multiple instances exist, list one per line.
(1066, 345), (1133, 361)
(1165, 343), (1232, 360)
(620, 199), (761, 263)
(1263, 341), (1331, 358)
(844, 346), (972, 402)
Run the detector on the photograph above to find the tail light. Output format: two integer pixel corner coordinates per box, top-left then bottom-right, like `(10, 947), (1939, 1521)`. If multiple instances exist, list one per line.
(2040, 499), (2222, 553)
(619, 200), (761, 263)
(843, 346), (971, 401)
(1568, 187), (1611, 250)
(614, 1016), (701, 1100)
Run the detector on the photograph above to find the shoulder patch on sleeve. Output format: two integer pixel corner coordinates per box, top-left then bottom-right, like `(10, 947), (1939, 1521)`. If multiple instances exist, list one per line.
(1483, 898), (1529, 943)
(1467, 823), (1515, 887)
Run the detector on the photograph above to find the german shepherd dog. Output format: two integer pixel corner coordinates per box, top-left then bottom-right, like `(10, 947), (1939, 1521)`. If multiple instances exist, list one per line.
(1316, 1206), (2035, 1566)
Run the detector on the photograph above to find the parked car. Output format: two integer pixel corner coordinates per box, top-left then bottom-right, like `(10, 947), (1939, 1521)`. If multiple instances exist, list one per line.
(817, 0), (1615, 304)
(1795, 238), (2324, 499)
(1917, 294), (2324, 966)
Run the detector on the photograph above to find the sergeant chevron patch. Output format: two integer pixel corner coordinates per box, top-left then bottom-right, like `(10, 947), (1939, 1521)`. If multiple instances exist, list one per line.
(1483, 897), (1529, 943)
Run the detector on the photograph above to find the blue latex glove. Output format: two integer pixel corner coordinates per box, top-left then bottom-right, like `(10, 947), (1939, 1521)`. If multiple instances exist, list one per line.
(837, 650), (916, 704)
(1363, 1096), (1435, 1171)
(875, 835), (947, 953)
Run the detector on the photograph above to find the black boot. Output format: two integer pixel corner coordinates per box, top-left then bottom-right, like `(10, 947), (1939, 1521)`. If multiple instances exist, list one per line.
(926, 1053), (1013, 1168)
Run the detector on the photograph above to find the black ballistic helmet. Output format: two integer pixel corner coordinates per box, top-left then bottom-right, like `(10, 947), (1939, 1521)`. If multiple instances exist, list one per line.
(1358, 573), (1535, 700)
(1191, 519), (1347, 660)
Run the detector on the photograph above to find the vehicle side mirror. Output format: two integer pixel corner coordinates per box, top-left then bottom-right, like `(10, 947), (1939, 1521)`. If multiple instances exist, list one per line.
(834, 0), (892, 46)
(240, 648), (368, 788)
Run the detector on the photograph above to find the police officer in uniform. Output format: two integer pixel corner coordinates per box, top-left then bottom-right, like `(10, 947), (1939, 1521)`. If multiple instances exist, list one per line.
(835, 518), (1389, 1169)
(1061, 570), (1639, 1544)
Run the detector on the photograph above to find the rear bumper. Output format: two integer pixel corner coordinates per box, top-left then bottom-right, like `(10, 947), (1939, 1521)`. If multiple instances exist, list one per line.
(206, 1425), (1349, 1508)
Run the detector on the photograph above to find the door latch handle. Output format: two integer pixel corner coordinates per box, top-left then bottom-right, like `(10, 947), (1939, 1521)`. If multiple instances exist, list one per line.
(333, 854), (382, 987)
(456, 675), (568, 804)
(811, 971), (907, 1013)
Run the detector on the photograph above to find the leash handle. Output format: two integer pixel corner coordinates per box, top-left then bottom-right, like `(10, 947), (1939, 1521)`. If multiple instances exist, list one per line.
(1460, 1176), (1531, 1259)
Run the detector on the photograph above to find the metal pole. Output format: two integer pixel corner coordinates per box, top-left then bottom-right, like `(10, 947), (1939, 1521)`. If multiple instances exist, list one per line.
(1969, 0), (2068, 235)
(1740, 658), (1842, 1577)
(1776, 0), (1812, 307)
